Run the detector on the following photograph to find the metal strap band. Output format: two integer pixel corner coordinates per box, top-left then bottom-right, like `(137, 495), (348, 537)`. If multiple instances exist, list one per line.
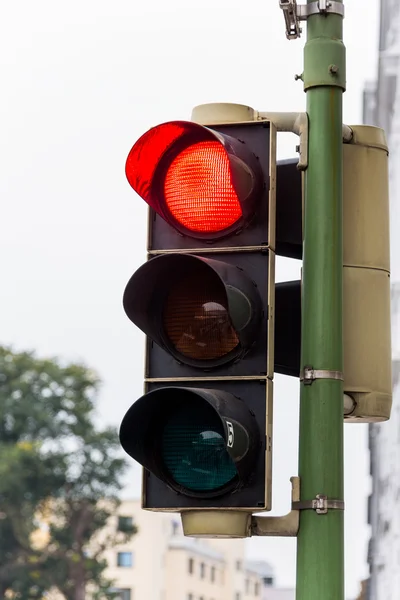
(300, 366), (344, 385)
(292, 494), (345, 515)
(298, 1), (345, 19)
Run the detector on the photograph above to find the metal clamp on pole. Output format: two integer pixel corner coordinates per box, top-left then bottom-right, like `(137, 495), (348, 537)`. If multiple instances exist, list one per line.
(292, 494), (345, 515)
(279, 0), (345, 40)
(300, 366), (344, 385)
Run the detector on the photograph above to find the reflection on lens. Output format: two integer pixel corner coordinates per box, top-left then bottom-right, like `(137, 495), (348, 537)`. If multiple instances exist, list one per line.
(163, 271), (239, 361)
(161, 401), (237, 492)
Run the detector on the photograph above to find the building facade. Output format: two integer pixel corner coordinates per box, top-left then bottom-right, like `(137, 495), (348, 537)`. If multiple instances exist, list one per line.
(363, 1), (400, 598)
(101, 499), (291, 600)
(35, 497), (294, 600)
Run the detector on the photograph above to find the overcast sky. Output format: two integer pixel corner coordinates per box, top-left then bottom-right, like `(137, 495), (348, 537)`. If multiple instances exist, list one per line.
(0, 1), (381, 597)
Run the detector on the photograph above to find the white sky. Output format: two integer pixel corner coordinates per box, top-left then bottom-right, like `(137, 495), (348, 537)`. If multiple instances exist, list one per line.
(0, 1), (381, 598)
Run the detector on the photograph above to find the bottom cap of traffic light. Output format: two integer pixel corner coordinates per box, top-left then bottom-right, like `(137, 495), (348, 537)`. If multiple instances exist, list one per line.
(123, 253), (264, 369)
(119, 387), (260, 499)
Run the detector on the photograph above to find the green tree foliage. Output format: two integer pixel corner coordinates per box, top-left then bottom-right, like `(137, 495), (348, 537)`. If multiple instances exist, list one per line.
(0, 346), (136, 600)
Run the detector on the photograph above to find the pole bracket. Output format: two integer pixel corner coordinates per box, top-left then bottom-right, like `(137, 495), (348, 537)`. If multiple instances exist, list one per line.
(292, 494), (345, 515)
(251, 477), (300, 537)
(300, 366), (344, 385)
(279, 0), (345, 40)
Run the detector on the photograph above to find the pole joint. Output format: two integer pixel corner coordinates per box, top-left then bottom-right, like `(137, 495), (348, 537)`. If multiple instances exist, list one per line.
(300, 366), (344, 385)
(279, 0), (345, 40)
(292, 494), (345, 515)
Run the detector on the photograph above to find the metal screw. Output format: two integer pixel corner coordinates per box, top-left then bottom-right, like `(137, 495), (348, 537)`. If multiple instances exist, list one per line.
(329, 64), (339, 75)
(294, 73), (303, 81)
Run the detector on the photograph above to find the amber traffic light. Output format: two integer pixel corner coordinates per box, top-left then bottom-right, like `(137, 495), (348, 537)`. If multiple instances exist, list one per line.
(123, 254), (263, 369)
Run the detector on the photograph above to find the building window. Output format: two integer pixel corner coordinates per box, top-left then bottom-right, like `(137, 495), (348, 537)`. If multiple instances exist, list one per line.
(118, 516), (134, 532)
(211, 566), (216, 582)
(254, 582), (260, 595)
(171, 519), (180, 536)
(200, 562), (206, 578)
(263, 576), (273, 586)
(117, 552), (133, 567)
(245, 579), (249, 593)
(235, 593), (241, 600)
(188, 558), (194, 574)
(109, 589), (131, 600)
(236, 560), (242, 571)
(187, 595), (193, 600)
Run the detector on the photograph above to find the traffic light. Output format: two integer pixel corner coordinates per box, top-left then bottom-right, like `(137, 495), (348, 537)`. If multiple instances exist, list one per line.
(119, 103), (391, 540)
(262, 123), (392, 421)
(269, 125), (392, 422)
(120, 118), (276, 514)
(124, 121), (265, 240)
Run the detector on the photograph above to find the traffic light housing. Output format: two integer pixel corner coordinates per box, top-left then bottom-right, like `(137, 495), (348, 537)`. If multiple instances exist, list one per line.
(119, 104), (391, 538)
(120, 118), (276, 513)
(265, 124), (392, 421)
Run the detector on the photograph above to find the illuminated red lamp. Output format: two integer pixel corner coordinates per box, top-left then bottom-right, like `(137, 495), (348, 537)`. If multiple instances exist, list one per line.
(125, 121), (264, 240)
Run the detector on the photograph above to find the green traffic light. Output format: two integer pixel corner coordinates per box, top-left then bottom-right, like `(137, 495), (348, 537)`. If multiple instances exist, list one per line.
(120, 385), (263, 507)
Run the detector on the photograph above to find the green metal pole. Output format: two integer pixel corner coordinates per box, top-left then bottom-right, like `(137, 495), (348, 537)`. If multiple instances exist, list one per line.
(296, 3), (346, 600)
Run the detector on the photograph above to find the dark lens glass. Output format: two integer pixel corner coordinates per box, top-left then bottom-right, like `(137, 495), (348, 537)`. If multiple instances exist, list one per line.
(161, 399), (237, 492)
(163, 271), (239, 361)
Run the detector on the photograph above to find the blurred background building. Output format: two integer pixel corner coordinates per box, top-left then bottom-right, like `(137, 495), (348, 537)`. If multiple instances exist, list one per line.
(102, 499), (295, 600)
(363, 1), (400, 598)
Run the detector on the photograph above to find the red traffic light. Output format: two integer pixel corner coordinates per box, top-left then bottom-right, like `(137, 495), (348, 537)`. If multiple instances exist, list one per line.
(123, 253), (263, 369)
(125, 121), (264, 240)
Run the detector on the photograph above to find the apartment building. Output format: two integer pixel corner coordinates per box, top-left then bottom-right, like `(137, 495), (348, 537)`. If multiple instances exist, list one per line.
(363, 0), (400, 598)
(102, 499), (284, 600)
(244, 562), (293, 600)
